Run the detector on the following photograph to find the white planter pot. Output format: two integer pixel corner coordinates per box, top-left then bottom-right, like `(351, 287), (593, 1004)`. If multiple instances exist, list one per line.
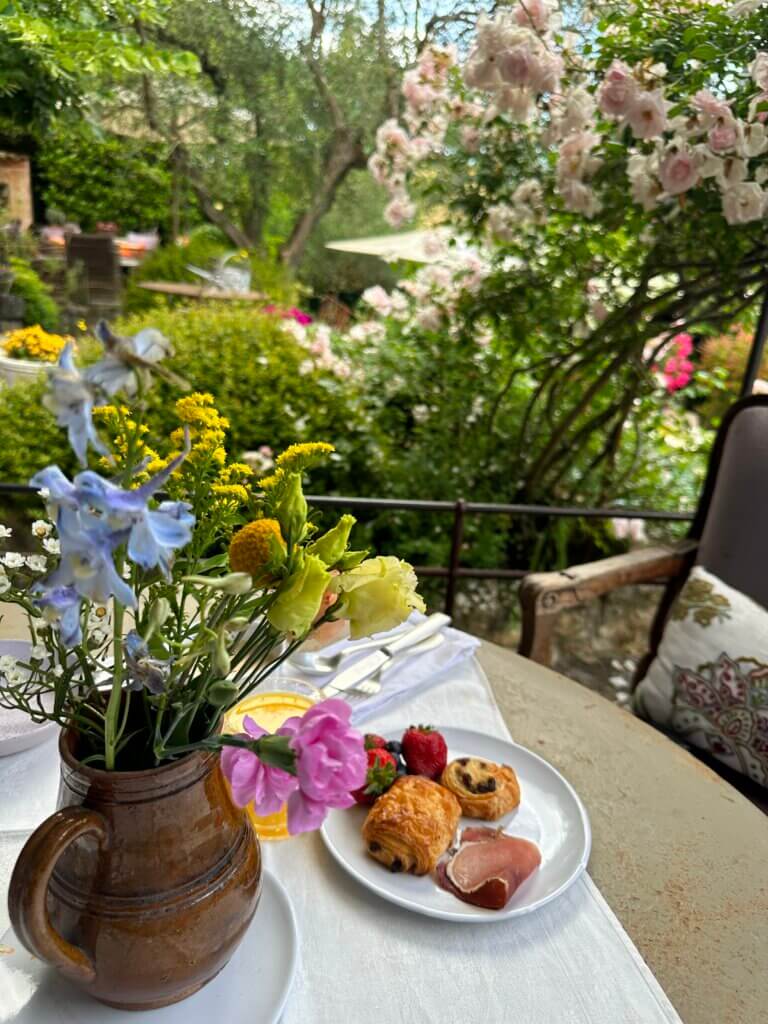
(0, 351), (48, 386)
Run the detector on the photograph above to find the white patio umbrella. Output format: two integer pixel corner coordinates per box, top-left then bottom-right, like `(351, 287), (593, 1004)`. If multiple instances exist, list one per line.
(325, 227), (479, 264)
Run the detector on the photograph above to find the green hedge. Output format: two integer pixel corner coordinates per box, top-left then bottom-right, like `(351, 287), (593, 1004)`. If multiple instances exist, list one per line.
(10, 258), (60, 331)
(116, 304), (374, 494)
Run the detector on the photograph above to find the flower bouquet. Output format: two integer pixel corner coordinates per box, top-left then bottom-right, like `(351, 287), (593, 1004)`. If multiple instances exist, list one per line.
(1, 320), (424, 1008)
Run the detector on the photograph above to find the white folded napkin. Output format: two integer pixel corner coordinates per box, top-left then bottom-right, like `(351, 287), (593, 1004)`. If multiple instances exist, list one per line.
(275, 614), (480, 723)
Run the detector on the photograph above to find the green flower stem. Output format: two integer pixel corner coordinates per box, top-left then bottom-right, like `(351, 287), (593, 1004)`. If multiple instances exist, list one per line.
(103, 578), (125, 771)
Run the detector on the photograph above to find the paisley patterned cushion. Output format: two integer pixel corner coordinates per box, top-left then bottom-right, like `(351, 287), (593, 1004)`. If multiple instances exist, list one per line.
(635, 566), (768, 787)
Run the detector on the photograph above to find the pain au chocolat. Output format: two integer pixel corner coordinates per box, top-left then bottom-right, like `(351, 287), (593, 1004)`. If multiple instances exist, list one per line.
(362, 775), (461, 875)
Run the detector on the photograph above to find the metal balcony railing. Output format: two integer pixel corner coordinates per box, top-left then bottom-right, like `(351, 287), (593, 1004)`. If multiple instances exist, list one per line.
(0, 482), (694, 617)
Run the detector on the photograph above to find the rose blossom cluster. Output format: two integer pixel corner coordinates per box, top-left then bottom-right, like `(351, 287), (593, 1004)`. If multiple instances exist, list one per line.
(370, 1), (768, 234)
(360, 253), (490, 341)
(281, 319), (352, 380)
(369, 44), (478, 227)
(660, 332), (695, 393)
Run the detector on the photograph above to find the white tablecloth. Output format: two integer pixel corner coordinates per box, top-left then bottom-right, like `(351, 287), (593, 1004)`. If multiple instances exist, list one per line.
(0, 659), (683, 1023)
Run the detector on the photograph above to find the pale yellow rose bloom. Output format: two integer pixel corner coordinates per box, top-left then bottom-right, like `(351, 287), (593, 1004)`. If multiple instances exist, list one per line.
(330, 556), (425, 639)
(268, 554), (332, 636)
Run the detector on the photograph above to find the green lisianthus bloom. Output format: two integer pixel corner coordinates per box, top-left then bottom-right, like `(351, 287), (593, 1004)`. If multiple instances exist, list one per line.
(307, 513), (356, 567)
(330, 556), (425, 639)
(276, 472), (307, 545)
(268, 553), (332, 636)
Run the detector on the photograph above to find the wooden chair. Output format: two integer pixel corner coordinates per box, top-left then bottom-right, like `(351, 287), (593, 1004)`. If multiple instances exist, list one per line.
(66, 233), (122, 318)
(518, 395), (768, 802)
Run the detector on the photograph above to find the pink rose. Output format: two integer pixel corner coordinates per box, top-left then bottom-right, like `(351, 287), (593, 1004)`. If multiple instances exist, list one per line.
(513, 0), (551, 31)
(497, 46), (544, 89)
(659, 148), (699, 195)
(221, 716), (297, 813)
(280, 699), (366, 833)
(598, 60), (637, 117)
(627, 90), (668, 140)
(708, 116), (739, 153)
(693, 89), (731, 122)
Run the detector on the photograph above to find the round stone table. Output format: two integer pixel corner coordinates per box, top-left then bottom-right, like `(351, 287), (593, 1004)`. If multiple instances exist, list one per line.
(478, 640), (768, 1024)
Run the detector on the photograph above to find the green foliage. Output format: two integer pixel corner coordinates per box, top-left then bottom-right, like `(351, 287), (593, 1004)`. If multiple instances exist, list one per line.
(0, 2), (198, 139)
(114, 304), (373, 494)
(123, 229), (299, 314)
(297, 170), (398, 297)
(0, 377), (73, 516)
(9, 257), (59, 330)
(38, 127), (191, 235)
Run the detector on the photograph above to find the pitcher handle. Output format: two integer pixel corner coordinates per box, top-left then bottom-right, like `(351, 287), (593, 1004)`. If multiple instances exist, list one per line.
(8, 806), (109, 984)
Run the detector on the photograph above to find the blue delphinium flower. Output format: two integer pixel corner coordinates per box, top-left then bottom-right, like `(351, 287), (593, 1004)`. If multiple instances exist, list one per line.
(85, 321), (186, 396)
(44, 508), (136, 607)
(34, 585), (83, 646)
(124, 630), (171, 695)
(43, 344), (108, 467)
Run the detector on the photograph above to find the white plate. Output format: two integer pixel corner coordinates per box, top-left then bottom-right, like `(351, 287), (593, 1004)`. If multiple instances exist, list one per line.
(321, 726), (591, 923)
(0, 641), (58, 757)
(0, 870), (298, 1024)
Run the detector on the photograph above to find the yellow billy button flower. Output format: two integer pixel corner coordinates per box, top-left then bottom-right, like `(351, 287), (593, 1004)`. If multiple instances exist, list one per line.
(228, 519), (286, 584)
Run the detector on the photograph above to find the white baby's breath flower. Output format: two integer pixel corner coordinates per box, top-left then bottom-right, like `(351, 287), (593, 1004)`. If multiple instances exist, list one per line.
(25, 555), (47, 573)
(0, 525), (11, 539)
(51, 665), (64, 678)
(43, 538), (61, 555)
(30, 643), (47, 660)
(31, 520), (53, 539)
(3, 552), (25, 569)
(0, 654), (17, 673)
(5, 668), (24, 685)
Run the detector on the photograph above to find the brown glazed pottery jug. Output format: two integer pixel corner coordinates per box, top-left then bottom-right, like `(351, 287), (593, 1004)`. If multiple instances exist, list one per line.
(8, 730), (261, 1010)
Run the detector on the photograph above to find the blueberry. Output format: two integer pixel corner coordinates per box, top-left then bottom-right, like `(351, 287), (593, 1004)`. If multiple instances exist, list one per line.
(386, 740), (402, 755)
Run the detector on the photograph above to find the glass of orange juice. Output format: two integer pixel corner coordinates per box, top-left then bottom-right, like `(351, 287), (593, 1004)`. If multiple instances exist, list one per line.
(223, 687), (317, 840)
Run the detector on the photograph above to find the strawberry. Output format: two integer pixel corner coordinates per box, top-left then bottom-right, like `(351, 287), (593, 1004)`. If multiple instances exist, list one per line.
(364, 732), (388, 751)
(352, 747), (398, 806)
(401, 725), (448, 780)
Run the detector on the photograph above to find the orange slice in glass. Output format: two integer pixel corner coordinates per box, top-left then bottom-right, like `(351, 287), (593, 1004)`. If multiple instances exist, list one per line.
(223, 690), (316, 841)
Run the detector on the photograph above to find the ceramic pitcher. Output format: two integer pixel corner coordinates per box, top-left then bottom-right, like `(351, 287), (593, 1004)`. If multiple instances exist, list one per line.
(8, 730), (261, 1010)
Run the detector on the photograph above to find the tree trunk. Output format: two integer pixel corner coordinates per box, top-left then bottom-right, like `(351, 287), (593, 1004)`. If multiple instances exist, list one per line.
(279, 129), (366, 269)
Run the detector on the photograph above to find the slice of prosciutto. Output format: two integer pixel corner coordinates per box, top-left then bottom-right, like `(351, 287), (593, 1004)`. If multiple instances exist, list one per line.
(437, 828), (541, 910)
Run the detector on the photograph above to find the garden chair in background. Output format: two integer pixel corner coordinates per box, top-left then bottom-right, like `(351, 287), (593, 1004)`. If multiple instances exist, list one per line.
(518, 395), (768, 807)
(66, 232), (122, 319)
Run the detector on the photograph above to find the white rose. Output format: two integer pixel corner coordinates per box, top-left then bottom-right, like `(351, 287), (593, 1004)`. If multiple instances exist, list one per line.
(722, 182), (766, 224)
(43, 538), (60, 555)
(0, 576), (10, 596)
(716, 156), (748, 189)
(0, 525), (11, 539)
(31, 520), (53, 538)
(25, 555), (47, 573)
(3, 552), (24, 569)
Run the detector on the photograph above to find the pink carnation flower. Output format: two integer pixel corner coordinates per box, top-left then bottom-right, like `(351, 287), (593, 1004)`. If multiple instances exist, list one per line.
(221, 716), (297, 814)
(279, 699), (367, 833)
(221, 700), (366, 835)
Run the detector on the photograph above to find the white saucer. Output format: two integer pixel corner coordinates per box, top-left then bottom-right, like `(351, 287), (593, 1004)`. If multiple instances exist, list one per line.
(321, 726), (591, 923)
(0, 641), (58, 757)
(0, 870), (298, 1023)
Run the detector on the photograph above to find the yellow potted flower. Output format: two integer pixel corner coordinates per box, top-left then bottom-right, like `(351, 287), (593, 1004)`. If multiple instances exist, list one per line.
(0, 325), (72, 385)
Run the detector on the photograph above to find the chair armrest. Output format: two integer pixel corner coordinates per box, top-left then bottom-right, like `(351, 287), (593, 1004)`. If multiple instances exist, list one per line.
(518, 540), (698, 666)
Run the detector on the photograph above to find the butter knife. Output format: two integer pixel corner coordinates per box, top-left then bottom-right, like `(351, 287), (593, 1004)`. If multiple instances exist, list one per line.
(320, 613), (451, 697)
